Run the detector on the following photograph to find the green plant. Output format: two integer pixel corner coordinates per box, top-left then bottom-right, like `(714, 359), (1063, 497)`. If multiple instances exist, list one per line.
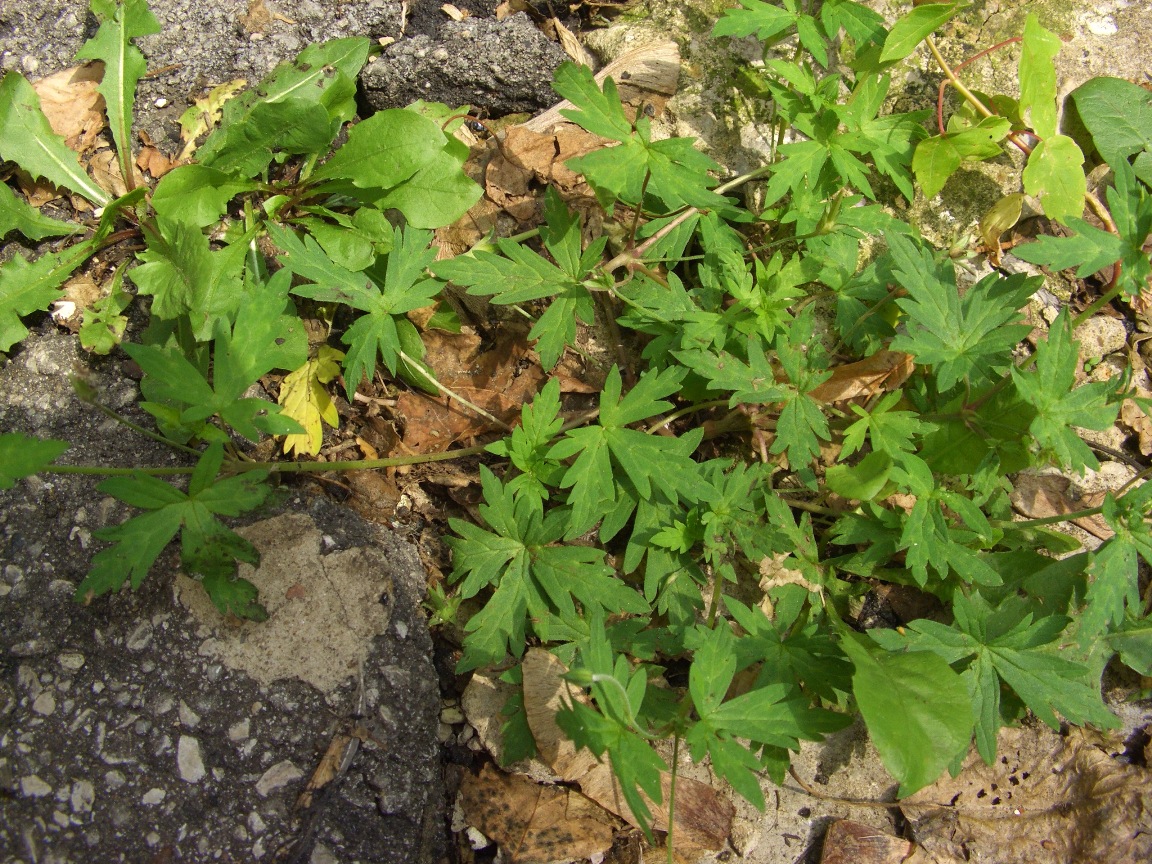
(3, 0), (1152, 854)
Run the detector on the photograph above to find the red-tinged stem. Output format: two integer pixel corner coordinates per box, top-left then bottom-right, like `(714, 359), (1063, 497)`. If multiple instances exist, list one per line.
(928, 36), (1033, 155)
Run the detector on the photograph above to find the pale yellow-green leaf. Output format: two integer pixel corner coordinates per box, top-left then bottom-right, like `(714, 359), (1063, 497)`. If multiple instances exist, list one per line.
(1023, 135), (1086, 224)
(278, 345), (344, 456)
(979, 192), (1024, 253)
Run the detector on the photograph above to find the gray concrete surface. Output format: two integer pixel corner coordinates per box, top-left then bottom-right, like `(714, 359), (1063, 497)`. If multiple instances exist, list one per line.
(0, 329), (446, 863)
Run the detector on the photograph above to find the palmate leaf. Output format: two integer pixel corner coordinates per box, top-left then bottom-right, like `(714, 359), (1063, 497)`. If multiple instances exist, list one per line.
(129, 270), (307, 441)
(270, 222), (440, 396)
(1012, 309), (1117, 471)
(77, 444), (271, 620)
(724, 596), (852, 703)
(870, 593), (1118, 764)
(0, 240), (95, 352)
(131, 218), (248, 338)
(1015, 160), (1152, 297)
(548, 366), (703, 537)
(447, 468), (649, 672)
(434, 196), (600, 367)
(552, 62), (634, 142)
(75, 0), (161, 179)
(486, 378), (566, 499)
(1081, 484), (1152, 641)
(888, 234), (1036, 390)
(712, 0), (798, 43)
(553, 63), (729, 212)
(0, 188), (138, 351)
(684, 622), (848, 810)
(557, 618), (667, 833)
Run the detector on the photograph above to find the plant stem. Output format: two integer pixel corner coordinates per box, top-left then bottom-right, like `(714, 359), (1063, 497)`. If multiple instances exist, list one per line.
(601, 164), (776, 274)
(44, 443), (494, 478)
(991, 506), (1103, 529)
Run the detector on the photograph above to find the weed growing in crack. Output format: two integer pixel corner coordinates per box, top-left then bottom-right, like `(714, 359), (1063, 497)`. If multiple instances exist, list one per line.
(2, 0), (1152, 854)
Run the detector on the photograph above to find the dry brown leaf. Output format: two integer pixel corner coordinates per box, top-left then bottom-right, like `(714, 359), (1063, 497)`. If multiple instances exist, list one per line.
(50, 273), (105, 331)
(87, 149), (145, 198)
(494, 0), (531, 20)
(295, 731), (355, 811)
(344, 470), (402, 523)
(578, 762), (733, 856)
(32, 63), (106, 154)
(1009, 473), (1112, 540)
(398, 330), (544, 452)
(520, 648), (734, 855)
(239, 0), (294, 33)
(818, 819), (921, 864)
(522, 649), (604, 782)
(136, 145), (176, 179)
(1121, 398), (1152, 456)
(902, 726), (1152, 864)
(460, 763), (615, 864)
(808, 350), (914, 403)
(552, 18), (596, 67)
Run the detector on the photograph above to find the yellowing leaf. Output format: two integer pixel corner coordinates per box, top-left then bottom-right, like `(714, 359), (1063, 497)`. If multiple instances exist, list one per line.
(177, 79), (247, 160)
(279, 345), (344, 456)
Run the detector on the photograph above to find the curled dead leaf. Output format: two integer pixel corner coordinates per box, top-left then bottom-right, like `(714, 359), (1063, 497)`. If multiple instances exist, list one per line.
(808, 351), (914, 403)
(32, 63), (106, 154)
(1009, 473), (1112, 541)
(902, 726), (1152, 864)
(460, 763), (616, 864)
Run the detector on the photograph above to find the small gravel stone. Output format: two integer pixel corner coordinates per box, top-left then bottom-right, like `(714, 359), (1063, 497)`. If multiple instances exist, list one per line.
(70, 779), (95, 813)
(57, 652), (86, 671)
(32, 691), (57, 716)
(126, 621), (153, 651)
(177, 735), (206, 783)
(141, 788), (165, 805)
(256, 760), (303, 796)
(21, 775), (53, 797)
(178, 701), (201, 728)
(440, 707), (465, 725)
(228, 719), (250, 742)
(1074, 316), (1127, 361)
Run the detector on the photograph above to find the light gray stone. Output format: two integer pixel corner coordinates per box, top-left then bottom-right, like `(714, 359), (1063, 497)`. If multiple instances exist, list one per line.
(20, 775), (53, 797)
(177, 736), (206, 783)
(141, 788), (166, 806)
(255, 760), (303, 797)
(70, 779), (95, 813)
(31, 691), (56, 716)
